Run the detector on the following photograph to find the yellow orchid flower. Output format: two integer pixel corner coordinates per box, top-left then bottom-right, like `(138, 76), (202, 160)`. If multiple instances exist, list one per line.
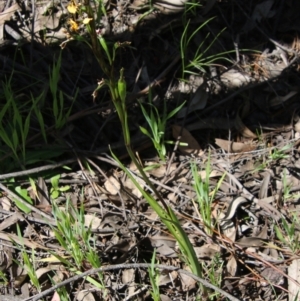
(67, 0), (78, 14)
(83, 17), (93, 25)
(68, 19), (79, 31)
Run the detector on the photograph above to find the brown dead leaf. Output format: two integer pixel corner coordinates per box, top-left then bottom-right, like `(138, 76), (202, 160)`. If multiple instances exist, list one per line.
(122, 269), (136, 296)
(124, 176), (144, 198)
(259, 171), (271, 199)
(14, 273), (27, 288)
(235, 112), (256, 138)
(52, 270), (65, 284)
(84, 214), (101, 230)
(100, 212), (124, 229)
(226, 255), (237, 276)
(261, 267), (285, 287)
(104, 176), (120, 195)
(179, 266), (196, 291)
(0, 4), (19, 26)
(122, 268), (135, 284)
(215, 138), (256, 153)
(288, 259), (300, 301)
(257, 223), (268, 239)
(236, 236), (266, 247)
(198, 169), (223, 179)
(194, 243), (220, 259)
(223, 226), (237, 242)
(167, 192), (178, 203)
(146, 162), (167, 178)
(35, 267), (54, 281)
(177, 82), (208, 118)
(76, 291), (96, 301)
(149, 236), (177, 257)
(158, 271), (178, 286)
(146, 162), (177, 179)
(294, 118), (300, 133)
(0, 212), (22, 231)
(36, 177), (50, 206)
(51, 292), (61, 301)
(0, 231), (48, 250)
(172, 125), (203, 156)
(1, 196), (11, 211)
(128, 160), (138, 172)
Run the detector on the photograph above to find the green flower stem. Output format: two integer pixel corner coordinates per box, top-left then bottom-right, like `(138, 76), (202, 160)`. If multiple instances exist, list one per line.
(110, 69), (203, 283)
(81, 2), (204, 285)
(83, 0), (110, 77)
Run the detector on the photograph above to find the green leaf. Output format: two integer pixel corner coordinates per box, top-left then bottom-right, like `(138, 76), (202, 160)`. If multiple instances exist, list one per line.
(139, 126), (151, 137)
(51, 189), (59, 200)
(99, 36), (112, 65)
(49, 250), (72, 267)
(23, 112), (31, 141)
(143, 164), (162, 172)
(29, 177), (37, 196)
(0, 94), (12, 121)
(59, 185), (70, 192)
(274, 225), (285, 244)
(139, 103), (152, 125)
(51, 174), (60, 190)
(0, 127), (14, 150)
(12, 128), (19, 150)
(166, 101), (186, 120)
(14, 186), (33, 213)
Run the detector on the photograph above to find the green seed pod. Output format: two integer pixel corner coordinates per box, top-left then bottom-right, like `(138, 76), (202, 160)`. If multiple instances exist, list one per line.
(118, 68), (126, 103)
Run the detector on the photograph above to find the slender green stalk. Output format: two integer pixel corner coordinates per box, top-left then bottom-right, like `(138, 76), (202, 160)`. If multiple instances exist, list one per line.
(77, 1), (204, 290)
(148, 249), (160, 301)
(82, 0), (110, 76)
(111, 71), (203, 282)
(13, 225), (41, 293)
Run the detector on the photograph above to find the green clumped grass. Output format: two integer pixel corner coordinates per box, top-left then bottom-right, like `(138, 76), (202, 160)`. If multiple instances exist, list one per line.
(0, 52), (76, 173)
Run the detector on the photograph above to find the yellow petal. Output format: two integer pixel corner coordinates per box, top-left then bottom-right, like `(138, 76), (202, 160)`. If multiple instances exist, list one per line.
(67, 3), (78, 14)
(68, 19), (79, 31)
(83, 17), (93, 24)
